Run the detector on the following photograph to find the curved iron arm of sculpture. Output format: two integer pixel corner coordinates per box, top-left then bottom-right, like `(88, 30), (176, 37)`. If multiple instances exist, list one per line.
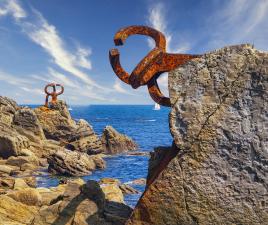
(109, 25), (201, 107)
(44, 83), (64, 107)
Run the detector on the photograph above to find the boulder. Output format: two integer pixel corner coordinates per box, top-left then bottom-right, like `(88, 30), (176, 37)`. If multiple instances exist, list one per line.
(0, 164), (15, 175)
(0, 178), (132, 225)
(104, 201), (133, 225)
(13, 178), (30, 190)
(33, 180), (131, 225)
(0, 195), (38, 225)
(0, 125), (30, 159)
(99, 178), (124, 203)
(0, 177), (15, 189)
(101, 126), (137, 154)
(7, 188), (42, 206)
(47, 150), (97, 176)
(67, 119), (104, 155)
(6, 154), (39, 168)
(13, 107), (45, 141)
(127, 45), (268, 225)
(0, 96), (19, 126)
(35, 101), (103, 154)
(34, 101), (76, 141)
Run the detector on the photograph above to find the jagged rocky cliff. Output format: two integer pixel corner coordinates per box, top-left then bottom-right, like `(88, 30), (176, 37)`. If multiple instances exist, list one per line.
(127, 44), (268, 225)
(0, 97), (138, 224)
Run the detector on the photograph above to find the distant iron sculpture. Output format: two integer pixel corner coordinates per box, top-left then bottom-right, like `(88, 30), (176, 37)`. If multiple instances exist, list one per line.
(44, 83), (64, 107)
(109, 25), (201, 107)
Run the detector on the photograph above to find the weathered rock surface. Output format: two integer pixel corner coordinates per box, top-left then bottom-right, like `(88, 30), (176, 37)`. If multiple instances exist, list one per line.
(35, 101), (104, 154)
(13, 107), (45, 141)
(0, 96), (19, 126)
(102, 126), (138, 154)
(0, 179), (132, 225)
(0, 96), (59, 161)
(0, 96), (111, 178)
(0, 123), (30, 159)
(48, 150), (105, 176)
(99, 178), (125, 203)
(127, 45), (268, 225)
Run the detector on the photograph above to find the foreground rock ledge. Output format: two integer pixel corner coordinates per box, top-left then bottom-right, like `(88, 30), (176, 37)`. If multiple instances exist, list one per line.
(127, 44), (268, 225)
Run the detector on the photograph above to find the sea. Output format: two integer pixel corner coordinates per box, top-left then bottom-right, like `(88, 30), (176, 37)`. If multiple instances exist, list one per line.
(35, 105), (173, 207)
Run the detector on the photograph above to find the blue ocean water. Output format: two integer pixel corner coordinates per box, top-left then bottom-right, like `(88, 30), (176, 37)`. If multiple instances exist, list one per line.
(36, 105), (172, 207)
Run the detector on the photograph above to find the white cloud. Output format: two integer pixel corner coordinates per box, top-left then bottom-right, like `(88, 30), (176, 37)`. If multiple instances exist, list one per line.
(113, 78), (140, 96)
(203, 0), (268, 51)
(0, 70), (33, 86)
(147, 2), (190, 53)
(47, 68), (80, 89)
(0, 0), (115, 104)
(0, 0), (26, 21)
(0, 0), (108, 92)
(113, 79), (128, 94)
(23, 11), (98, 87)
(75, 46), (92, 69)
(20, 86), (43, 95)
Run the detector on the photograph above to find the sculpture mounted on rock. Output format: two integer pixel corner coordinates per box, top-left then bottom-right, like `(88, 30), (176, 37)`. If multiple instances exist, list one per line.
(44, 83), (64, 107)
(109, 25), (201, 107)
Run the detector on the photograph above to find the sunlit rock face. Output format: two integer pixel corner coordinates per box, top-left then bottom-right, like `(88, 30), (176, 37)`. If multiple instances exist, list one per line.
(101, 126), (138, 154)
(34, 100), (104, 154)
(127, 44), (268, 225)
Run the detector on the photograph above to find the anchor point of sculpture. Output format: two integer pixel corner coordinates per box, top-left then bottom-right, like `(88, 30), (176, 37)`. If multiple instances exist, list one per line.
(109, 25), (201, 107)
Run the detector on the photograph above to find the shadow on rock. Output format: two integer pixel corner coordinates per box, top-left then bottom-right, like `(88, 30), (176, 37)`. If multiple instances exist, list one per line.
(48, 180), (132, 225)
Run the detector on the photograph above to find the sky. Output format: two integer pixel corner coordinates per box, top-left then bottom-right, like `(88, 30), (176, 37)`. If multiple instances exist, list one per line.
(0, 0), (267, 105)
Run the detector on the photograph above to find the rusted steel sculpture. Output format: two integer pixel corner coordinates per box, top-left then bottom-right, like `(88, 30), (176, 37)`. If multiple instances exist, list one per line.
(109, 25), (201, 107)
(44, 83), (64, 107)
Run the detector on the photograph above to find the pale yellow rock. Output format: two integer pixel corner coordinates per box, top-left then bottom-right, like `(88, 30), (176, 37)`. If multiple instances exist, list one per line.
(13, 178), (29, 190)
(100, 183), (124, 203)
(7, 188), (42, 206)
(0, 165), (13, 175)
(37, 187), (65, 206)
(0, 195), (38, 225)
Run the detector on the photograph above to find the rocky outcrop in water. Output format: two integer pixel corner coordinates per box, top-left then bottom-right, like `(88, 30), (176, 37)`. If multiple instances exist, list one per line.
(127, 44), (268, 225)
(0, 96), (109, 179)
(102, 126), (137, 154)
(35, 101), (103, 154)
(48, 150), (106, 176)
(0, 95), (139, 224)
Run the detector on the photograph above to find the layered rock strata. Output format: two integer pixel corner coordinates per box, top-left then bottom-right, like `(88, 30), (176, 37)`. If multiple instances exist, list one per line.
(102, 126), (137, 154)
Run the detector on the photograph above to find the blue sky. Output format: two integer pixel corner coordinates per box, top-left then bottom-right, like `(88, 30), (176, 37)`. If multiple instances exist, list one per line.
(0, 0), (267, 105)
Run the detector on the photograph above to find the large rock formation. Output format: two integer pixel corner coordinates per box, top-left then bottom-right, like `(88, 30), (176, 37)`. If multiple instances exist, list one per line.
(48, 150), (105, 176)
(0, 97), (108, 178)
(0, 179), (132, 225)
(35, 101), (103, 154)
(102, 126), (137, 154)
(127, 44), (268, 225)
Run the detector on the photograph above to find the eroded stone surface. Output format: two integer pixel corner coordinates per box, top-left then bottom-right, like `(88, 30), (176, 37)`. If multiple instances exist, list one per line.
(102, 126), (138, 154)
(47, 150), (105, 176)
(35, 101), (104, 154)
(127, 44), (268, 225)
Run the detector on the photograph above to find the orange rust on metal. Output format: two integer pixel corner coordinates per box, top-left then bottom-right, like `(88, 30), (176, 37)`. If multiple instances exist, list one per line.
(44, 83), (64, 107)
(109, 25), (201, 107)
(109, 49), (130, 84)
(114, 25), (166, 50)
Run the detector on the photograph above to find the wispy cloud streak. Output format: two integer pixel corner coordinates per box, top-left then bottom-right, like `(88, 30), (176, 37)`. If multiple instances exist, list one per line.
(147, 2), (190, 53)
